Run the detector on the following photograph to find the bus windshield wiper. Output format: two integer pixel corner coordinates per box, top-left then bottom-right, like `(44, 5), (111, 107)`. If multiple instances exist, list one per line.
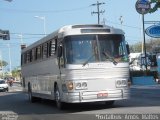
(82, 54), (94, 67)
(102, 52), (117, 65)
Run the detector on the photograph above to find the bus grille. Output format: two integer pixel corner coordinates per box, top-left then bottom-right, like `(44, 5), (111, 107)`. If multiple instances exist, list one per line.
(66, 68), (129, 80)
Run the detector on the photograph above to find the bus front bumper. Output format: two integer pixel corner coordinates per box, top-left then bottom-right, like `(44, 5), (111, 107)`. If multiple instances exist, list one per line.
(62, 89), (129, 103)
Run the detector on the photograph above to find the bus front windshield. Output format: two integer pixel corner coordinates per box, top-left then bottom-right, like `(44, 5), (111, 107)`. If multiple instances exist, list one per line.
(64, 34), (128, 65)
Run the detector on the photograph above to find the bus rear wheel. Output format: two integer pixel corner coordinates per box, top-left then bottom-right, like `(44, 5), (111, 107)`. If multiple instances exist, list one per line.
(28, 83), (36, 103)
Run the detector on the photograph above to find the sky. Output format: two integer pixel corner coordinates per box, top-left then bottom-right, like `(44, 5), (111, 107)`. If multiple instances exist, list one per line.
(0, 0), (160, 72)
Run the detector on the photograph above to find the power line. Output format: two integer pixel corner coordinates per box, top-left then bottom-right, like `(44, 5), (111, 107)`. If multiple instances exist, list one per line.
(0, 6), (90, 14)
(106, 20), (141, 29)
(11, 37), (42, 39)
(11, 33), (46, 36)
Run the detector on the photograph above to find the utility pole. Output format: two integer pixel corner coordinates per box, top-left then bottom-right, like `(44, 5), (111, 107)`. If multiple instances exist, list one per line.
(91, 1), (105, 24)
(119, 16), (123, 30)
(142, 14), (148, 72)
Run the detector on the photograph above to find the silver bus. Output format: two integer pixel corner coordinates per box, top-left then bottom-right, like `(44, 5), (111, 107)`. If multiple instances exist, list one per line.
(21, 24), (130, 109)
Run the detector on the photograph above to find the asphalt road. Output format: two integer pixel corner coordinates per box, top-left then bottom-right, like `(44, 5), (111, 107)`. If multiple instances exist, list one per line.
(0, 84), (160, 120)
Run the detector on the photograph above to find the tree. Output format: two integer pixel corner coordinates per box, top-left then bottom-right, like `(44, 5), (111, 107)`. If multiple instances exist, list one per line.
(0, 60), (8, 67)
(0, 60), (8, 78)
(130, 38), (160, 53)
(130, 42), (142, 53)
(149, 0), (160, 13)
(11, 67), (21, 80)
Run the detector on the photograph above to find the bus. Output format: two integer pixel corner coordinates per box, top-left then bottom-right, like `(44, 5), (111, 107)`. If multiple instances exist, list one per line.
(21, 24), (130, 109)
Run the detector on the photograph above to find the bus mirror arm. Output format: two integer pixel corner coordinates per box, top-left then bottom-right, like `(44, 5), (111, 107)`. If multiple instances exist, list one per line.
(126, 43), (130, 55)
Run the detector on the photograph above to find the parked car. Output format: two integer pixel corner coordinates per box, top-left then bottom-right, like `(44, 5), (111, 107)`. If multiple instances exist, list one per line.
(0, 80), (9, 92)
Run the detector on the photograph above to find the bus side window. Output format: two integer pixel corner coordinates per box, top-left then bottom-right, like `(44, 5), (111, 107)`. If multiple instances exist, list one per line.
(32, 49), (35, 62)
(24, 52), (27, 64)
(35, 46), (42, 60)
(48, 40), (56, 56)
(21, 55), (23, 65)
(21, 54), (25, 65)
(22, 77), (25, 88)
(29, 50), (32, 62)
(43, 43), (48, 58)
(26, 52), (30, 63)
(34, 48), (37, 60)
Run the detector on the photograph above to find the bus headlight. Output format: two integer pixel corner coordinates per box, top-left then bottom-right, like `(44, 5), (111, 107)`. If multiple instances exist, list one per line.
(116, 80), (127, 87)
(76, 83), (81, 89)
(75, 81), (88, 90)
(66, 81), (74, 90)
(82, 82), (87, 88)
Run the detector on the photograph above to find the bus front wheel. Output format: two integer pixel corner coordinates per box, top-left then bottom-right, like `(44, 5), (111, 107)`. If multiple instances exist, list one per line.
(55, 85), (64, 109)
(28, 83), (36, 103)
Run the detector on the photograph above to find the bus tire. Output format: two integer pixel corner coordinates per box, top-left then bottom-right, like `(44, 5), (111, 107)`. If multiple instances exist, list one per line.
(28, 83), (36, 103)
(55, 85), (64, 109)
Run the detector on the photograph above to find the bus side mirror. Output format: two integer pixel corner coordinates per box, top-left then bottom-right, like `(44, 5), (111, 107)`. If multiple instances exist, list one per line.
(58, 46), (62, 57)
(126, 43), (130, 55)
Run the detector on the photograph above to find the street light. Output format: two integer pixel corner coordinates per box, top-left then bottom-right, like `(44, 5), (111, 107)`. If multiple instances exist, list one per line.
(34, 16), (46, 36)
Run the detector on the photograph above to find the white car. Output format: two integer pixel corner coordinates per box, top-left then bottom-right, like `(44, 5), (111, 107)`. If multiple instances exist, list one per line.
(0, 80), (9, 92)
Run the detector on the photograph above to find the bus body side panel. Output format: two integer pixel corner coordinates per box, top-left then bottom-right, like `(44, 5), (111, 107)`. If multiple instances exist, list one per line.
(22, 57), (60, 100)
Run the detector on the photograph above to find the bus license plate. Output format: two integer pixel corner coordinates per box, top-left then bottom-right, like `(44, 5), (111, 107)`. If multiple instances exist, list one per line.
(97, 92), (108, 99)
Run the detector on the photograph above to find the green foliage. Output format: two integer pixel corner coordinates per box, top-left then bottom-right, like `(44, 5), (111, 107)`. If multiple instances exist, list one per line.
(150, 0), (159, 3)
(129, 38), (160, 53)
(130, 42), (142, 53)
(149, 0), (160, 13)
(11, 67), (21, 79)
(0, 60), (8, 67)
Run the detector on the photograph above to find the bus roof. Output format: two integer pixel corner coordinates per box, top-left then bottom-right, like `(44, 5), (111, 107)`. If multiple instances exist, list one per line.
(22, 24), (124, 53)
